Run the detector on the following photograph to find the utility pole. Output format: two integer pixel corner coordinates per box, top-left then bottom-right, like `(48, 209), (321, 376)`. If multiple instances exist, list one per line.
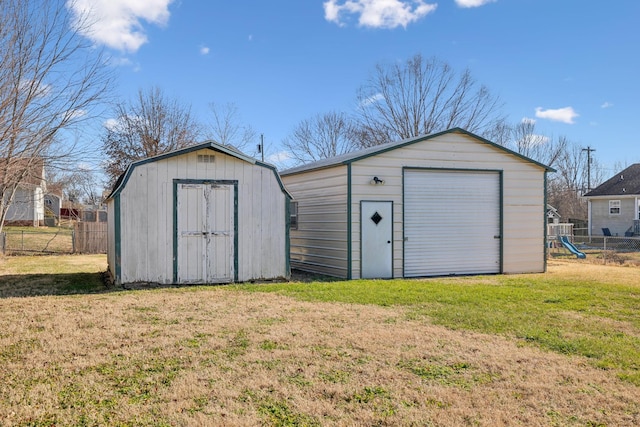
(582, 146), (596, 192)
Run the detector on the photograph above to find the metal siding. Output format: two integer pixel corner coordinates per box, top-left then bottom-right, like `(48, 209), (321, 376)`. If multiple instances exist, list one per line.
(285, 132), (546, 278)
(282, 166), (349, 278)
(355, 133), (545, 275)
(404, 169), (501, 276)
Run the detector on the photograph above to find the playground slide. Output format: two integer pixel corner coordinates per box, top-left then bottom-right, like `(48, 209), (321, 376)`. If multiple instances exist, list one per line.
(559, 235), (586, 259)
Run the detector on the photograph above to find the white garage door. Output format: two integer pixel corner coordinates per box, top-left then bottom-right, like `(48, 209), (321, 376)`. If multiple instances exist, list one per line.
(404, 169), (501, 277)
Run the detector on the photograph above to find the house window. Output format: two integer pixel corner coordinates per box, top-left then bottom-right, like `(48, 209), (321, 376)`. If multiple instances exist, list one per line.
(289, 200), (298, 230)
(609, 200), (621, 215)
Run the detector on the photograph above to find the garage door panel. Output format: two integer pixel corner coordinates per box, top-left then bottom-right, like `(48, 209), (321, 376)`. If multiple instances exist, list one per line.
(404, 169), (501, 277)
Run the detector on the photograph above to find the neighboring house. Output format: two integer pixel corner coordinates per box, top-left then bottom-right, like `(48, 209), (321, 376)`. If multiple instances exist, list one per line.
(281, 128), (554, 279)
(583, 163), (640, 237)
(547, 204), (561, 224)
(2, 158), (46, 226)
(106, 141), (291, 286)
(44, 183), (63, 226)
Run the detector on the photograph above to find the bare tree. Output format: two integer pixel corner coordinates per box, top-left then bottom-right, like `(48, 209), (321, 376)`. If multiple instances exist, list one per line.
(282, 111), (358, 164)
(353, 54), (505, 147)
(509, 119), (566, 167)
(102, 86), (201, 184)
(59, 168), (103, 206)
(548, 140), (605, 221)
(207, 102), (257, 154)
(0, 0), (111, 232)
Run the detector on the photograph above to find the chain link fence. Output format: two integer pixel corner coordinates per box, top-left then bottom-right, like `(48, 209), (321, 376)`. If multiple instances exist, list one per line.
(572, 235), (640, 264)
(1, 227), (74, 255)
(1, 224), (107, 255)
(549, 233), (640, 265)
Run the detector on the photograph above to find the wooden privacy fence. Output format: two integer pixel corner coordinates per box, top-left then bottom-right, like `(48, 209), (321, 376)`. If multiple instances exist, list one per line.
(73, 222), (107, 254)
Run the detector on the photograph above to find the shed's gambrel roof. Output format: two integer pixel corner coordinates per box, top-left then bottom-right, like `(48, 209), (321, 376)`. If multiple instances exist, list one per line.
(584, 163), (640, 197)
(280, 128), (554, 176)
(107, 141), (291, 199)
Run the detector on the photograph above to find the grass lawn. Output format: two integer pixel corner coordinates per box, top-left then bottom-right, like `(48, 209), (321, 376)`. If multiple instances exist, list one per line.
(0, 256), (639, 426)
(239, 260), (640, 386)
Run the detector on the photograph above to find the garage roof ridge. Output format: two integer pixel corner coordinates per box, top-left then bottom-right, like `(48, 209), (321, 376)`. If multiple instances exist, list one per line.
(280, 127), (555, 176)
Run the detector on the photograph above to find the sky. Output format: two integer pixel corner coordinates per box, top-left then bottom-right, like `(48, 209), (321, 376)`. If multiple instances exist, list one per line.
(66, 0), (640, 174)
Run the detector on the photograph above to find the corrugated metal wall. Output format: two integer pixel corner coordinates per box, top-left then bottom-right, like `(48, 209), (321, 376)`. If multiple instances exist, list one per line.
(282, 166), (349, 278)
(350, 132), (546, 277)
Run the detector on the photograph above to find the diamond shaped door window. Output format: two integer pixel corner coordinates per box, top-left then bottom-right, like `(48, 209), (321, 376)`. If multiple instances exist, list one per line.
(371, 211), (383, 225)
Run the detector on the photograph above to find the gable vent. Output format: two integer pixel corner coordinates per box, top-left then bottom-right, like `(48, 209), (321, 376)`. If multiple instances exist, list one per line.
(197, 154), (215, 163)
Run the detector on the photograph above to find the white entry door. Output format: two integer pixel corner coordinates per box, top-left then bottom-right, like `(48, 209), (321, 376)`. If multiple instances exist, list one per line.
(177, 182), (234, 283)
(361, 201), (393, 279)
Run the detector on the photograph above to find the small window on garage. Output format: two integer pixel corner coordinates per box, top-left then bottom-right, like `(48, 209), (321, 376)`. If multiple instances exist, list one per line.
(289, 200), (298, 230)
(609, 200), (621, 215)
(197, 154), (215, 163)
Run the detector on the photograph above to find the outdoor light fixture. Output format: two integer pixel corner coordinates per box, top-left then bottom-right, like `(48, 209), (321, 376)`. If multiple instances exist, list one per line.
(370, 176), (385, 185)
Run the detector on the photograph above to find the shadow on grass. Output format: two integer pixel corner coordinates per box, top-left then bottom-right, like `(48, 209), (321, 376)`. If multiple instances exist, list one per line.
(0, 269), (340, 299)
(288, 269), (341, 283)
(0, 272), (114, 299)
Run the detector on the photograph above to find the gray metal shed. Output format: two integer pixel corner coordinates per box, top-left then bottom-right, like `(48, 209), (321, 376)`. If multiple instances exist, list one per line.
(281, 128), (553, 279)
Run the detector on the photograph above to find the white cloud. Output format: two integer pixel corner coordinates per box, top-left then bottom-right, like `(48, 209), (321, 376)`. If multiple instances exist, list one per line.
(267, 151), (293, 164)
(67, 0), (174, 53)
(521, 117), (536, 125)
(200, 46), (210, 55)
(19, 79), (52, 98)
(68, 109), (87, 120)
(324, 0), (437, 29)
(535, 107), (579, 124)
(103, 118), (120, 130)
(518, 134), (549, 146)
(601, 101), (613, 109)
(455, 0), (496, 8)
(109, 56), (132, 67)
(359, 92), (385, 107)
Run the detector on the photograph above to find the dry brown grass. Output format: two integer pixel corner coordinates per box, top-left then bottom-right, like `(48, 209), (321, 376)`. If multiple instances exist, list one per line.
(1, 281), (638, 426)
(546, 258), (640, 286)
(0, 254), (107, 298)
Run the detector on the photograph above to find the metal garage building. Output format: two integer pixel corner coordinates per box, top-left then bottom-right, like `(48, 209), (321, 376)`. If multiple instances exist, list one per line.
(106, 142), (291, 286)
(281, 128), (553, 279)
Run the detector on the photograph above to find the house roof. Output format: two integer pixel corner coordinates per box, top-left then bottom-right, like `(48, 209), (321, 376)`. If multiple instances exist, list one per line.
(0, 158), (45, 189)
(583, 163), (640, 197)
(280, 127), (555, 176)
(547, 204), (561, 218)
(46, 183), (64, 197)
(106, 140), (291, 200)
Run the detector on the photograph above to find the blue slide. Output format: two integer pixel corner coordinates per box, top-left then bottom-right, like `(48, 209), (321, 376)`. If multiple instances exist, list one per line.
(559, 235), (586, 259)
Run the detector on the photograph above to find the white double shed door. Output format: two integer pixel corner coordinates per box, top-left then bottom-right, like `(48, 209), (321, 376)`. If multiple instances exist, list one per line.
(360, 169), (502, 279)
(176, 181), (235, 283)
